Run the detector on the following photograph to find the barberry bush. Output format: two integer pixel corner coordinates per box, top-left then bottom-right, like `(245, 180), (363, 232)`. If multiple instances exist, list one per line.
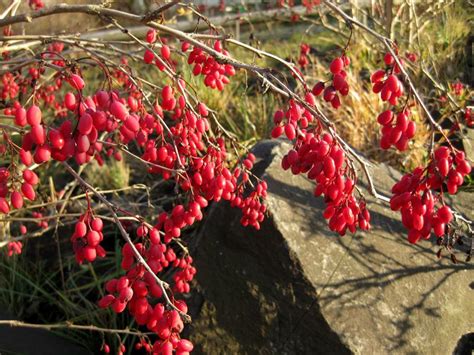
(0, 0), (472, 353)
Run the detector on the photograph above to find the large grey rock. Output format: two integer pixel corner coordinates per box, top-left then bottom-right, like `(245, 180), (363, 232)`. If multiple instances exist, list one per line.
(190, 140), (474, 354)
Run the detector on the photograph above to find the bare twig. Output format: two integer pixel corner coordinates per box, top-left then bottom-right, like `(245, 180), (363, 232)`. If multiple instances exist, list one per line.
(0, 319), (150, 336)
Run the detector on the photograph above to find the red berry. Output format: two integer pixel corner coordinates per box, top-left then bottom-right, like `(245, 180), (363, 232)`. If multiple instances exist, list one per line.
(23, 170), (39, 185)
(64, 92), (76, 111)
(312, 82), (325, 96)
(91, 217), (103, 231)
(49, 130), (65, 150)
(87, 230), (101, 247)
(34, 145), (51, 163)
(371, 69), (385, 83)
(144, 49), (154, 64)
(10, 191), (23, 209)
(75, 221), (87, 237)
(323, 156), (336, 178)
(31, 124), (45, 145)
(271, 126), (284, 138)
(405, 121), (416, 139)
(26, 105), (42, 126)
(83, 246), (97, 262)
(146, 29), (156, 44)
(124, 115), (140, 132)
(162, 86), (173, 101)
(78, 113), (93, 135)
(19, 149), (33, 166)
(384, 53), (395, 66)
(385, 74), (399, 92)
(177, 339), (194, 352)
(110, 100), (128, 121)
(323, 86), (336, 102)
(284, 123), (296, 140)
(21, 182), (35, 201)
(377, 110), (394, 125)
(0, 197), (10, 214)
(76, 135), (90, 153)
(437, 206), (453, 224)
(14, 107), (27, 127)
(181, 42), (190, 52)
(161, 45), (171, 60)
(68, 74), (85, 90)
(332, 73), (346, 91)
(329, 57), (343, 74)
(437, 158), (449, 177)
(98, 294), (115, 308)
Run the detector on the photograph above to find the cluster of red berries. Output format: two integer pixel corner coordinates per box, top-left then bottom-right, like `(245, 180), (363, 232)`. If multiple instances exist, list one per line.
(7, 241), (22, 256)
(391, 178), (450, 244)
(298, 43), (311, 69)
(390, 146), (471, 243)
(91, 116), (265, 347)
(429, 147), (471, 194)
(1, 73), (20, 100)
(450, 81), (464, 96)
(371, 52), (419, 151)
(154, 203), (203, 244)
(3, 71), (63, 117)
(172, 255), (196, 294)
(189, 150), (267, 229)
(0, 167), (39, 214)
(377, 108), (416, 151)
(144, 30), (173, 71)
(32, 212), (48, 228)
(312, 55), (351, 109)
(284, 131), (371, 235)
(153, 94), (264, 227)
(391, 170), (450, 243)
(71, 214), (106, 263)
(371, 53), (405, 105)
(270, 99), (308, 141)
(405, 52), (418, 63)
(13, 83), (151, 168)
(130, 83), (266, 230)
(232, 180), (267, 230)
(46, 42), (66, 67)
(271, 97), (370, 235)
(184, 40), (236, 91)
(98, 221), (195, 353)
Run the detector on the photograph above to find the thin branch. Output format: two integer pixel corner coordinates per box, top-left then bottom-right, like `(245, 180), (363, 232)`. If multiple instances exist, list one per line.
(0, 320), (149, 336)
